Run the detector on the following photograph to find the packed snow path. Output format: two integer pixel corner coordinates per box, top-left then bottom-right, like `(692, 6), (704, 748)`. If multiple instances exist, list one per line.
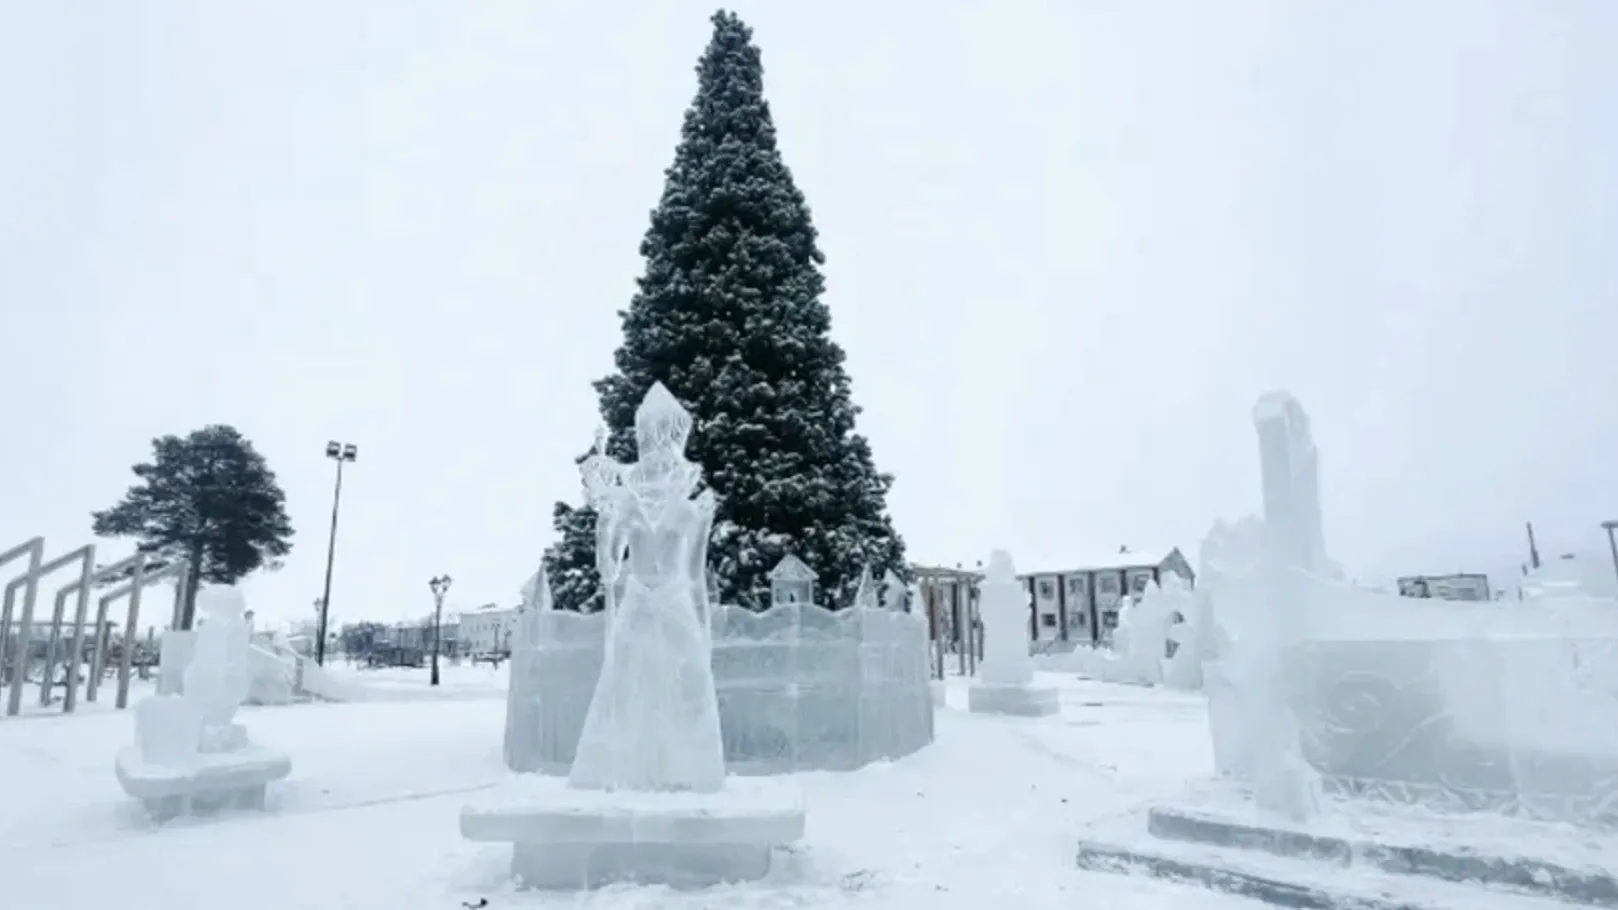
(0, 674), (1254, 910)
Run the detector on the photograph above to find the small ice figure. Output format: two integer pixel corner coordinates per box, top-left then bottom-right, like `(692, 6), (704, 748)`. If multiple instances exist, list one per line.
(978, 550), (1033, 686)
(1124, 577), (1180, 676)
(853, 566), (880, 610)
(567, 382), (726, 794)
(183, 585), (252, 733)
(968, 551), (1058, 716)
(882, 570), (910, 613)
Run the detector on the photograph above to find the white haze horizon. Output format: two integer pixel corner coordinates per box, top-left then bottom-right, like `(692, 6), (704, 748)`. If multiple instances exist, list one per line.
(3, 0), (1615, 625)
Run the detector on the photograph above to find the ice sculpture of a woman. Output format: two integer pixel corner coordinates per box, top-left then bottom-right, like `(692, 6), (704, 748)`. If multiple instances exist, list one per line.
(566, 382), (726, 793)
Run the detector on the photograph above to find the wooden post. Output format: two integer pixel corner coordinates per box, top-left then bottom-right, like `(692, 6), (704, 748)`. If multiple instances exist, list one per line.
(966, 580), (980, 674)
(927, 582), (945, 680)
(1056, 573), (1069, 642)
(953, 582), (966, 677)
(961, 581), (974, 676)
(137, 627), (155, 683)
(1027, 577), (1037, 641)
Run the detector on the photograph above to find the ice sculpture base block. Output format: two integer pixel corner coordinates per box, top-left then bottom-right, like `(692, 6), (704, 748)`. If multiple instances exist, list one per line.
(1072, 783), (1618, 910)
(461, 774), (807, 890)
(114, 745), (291, 822)
(967, 682), (1059, 717)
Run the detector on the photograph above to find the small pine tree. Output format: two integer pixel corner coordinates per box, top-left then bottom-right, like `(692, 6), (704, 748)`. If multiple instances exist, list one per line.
(543, 9), (906, 611)
(91, 424), (294, 628)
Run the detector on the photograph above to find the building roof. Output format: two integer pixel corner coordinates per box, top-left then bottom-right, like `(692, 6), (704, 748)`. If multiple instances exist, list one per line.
(910, 545), (1185, 582)
(909, 563), (983, 580)
(769, 554), (817, 582)
(1015, 544), (1183, 577)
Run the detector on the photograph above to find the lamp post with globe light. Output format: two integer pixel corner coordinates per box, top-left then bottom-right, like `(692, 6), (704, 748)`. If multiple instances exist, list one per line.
(429, 575), (453, 686)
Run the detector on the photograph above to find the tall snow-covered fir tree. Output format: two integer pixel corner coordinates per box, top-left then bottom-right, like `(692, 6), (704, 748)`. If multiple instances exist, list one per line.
(542, 9), (906, 612)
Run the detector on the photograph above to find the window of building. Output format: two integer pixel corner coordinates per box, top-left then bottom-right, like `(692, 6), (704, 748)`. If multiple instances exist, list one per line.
(1040, 613), (1057, 628)
(1038, 579), (1055, 599)
(1102, 611), (1119, 629)
(1065, 575), (1087, 600)
(1097, 573), (1120, 595)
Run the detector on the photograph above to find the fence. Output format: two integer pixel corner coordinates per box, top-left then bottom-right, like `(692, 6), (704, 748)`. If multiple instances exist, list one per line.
(504, 600), (935, 775)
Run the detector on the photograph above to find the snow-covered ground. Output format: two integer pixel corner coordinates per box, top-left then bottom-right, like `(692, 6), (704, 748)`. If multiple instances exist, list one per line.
(0, 673), (1259, 909)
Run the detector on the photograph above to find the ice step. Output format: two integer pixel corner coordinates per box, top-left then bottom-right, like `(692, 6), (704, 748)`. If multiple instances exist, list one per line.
(1074, 810), (1603, 910)
(1146, 805), (1618, 908)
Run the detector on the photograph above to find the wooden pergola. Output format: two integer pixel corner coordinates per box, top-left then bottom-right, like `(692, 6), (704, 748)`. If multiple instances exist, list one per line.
(909, 563), (984, 679)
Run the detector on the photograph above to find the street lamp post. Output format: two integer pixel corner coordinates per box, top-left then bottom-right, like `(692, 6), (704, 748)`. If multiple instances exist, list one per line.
(311, 596), (324, 658)
(429, 574), (453, 687)
(315, 441), (358, 667)
(1601, 521), (1618, 593)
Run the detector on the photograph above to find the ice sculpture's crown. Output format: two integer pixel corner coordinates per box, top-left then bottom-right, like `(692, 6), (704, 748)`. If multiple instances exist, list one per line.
(635, 382), (693, 453)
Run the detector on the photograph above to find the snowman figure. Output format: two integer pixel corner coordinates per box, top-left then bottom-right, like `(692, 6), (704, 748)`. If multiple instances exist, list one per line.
(183, 585), (254, 752)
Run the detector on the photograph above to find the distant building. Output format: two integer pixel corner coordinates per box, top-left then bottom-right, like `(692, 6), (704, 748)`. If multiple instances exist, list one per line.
(912, 545), (1194, 648)
(1020, 546), (1195, 644)
(387, 617), (461, 653)
(459, 603), (519, 655)
(1397, 573), (1491, 602)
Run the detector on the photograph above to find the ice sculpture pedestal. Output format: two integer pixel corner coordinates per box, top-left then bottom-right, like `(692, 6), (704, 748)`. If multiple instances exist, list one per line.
(966, 681), (1058, 716)
(1074, 783), (1618, 910)
(461, 775), (806, 890)
(115, 744), (291, 821)
(116, 701), (289, 822)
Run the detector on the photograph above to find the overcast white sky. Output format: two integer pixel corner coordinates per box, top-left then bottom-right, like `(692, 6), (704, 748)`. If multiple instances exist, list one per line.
(3, 0), (1614, 626)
